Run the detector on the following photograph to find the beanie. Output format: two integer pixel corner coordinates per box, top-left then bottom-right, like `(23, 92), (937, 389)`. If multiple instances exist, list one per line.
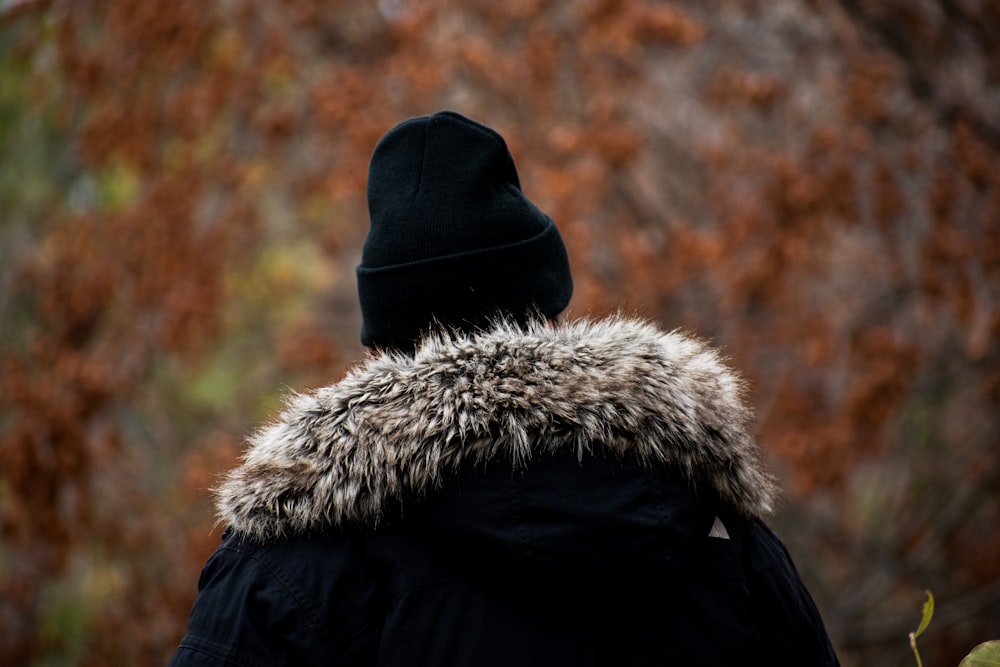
(356, 110), (573, 349)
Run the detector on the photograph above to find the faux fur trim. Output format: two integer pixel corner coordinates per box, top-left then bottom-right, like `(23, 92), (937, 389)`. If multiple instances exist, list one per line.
(216, 317), (778, 538)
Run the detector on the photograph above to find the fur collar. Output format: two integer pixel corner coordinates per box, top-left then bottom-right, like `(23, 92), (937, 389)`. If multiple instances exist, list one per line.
(216, 317), (777, 538)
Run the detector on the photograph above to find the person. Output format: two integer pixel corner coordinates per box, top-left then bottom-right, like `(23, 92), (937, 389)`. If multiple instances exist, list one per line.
(169, 110), (840, 666)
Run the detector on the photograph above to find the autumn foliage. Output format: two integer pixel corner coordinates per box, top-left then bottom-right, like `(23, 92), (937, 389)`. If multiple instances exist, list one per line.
(1, 1), (998, 665)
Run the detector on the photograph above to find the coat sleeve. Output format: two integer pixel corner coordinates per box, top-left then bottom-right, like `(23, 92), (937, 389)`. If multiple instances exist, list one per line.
(741, 518), (841, 666)
(169, 531), (382, 667)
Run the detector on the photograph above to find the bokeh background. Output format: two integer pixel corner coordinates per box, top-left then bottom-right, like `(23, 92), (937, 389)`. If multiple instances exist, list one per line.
(1, 1), (998, 665)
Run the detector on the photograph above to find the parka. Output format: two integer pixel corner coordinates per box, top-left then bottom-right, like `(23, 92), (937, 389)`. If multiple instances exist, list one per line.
(169, 317), (840, 666)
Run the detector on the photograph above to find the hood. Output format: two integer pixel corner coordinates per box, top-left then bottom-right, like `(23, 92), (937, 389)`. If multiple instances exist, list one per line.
(215, 317), (778, 540)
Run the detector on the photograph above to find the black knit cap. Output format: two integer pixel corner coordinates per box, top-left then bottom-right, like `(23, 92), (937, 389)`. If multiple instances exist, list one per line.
(357, 110), (573, 349)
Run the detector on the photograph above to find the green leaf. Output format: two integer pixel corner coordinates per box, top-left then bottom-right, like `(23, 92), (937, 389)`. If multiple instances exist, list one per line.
(960, 641), (1000, 667)
(97, 162), (140, 211)
(913, 590), (934, 639)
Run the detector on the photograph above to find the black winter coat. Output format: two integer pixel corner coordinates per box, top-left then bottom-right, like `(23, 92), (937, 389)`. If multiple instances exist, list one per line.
(170, 318), (839, 666)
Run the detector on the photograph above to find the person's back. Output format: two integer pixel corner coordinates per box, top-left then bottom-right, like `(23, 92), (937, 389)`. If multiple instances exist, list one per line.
(170, 111), (839, 666)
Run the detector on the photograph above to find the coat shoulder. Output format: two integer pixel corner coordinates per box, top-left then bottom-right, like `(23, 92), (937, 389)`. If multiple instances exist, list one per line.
(171, 532), (381, 666)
